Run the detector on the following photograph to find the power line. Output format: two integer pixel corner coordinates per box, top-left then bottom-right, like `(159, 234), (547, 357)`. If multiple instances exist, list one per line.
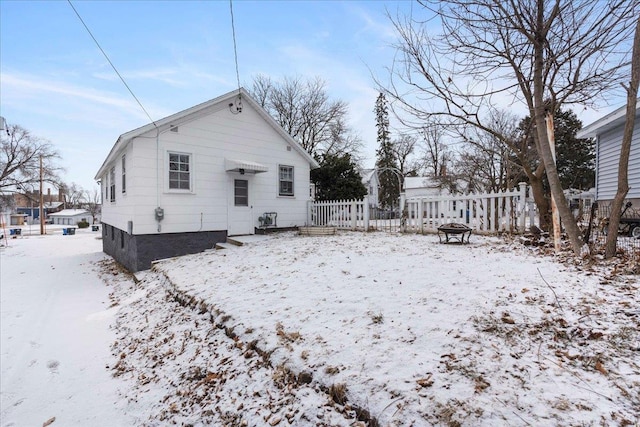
(67, 0), (157, 127)
(229, 0), (241, 93)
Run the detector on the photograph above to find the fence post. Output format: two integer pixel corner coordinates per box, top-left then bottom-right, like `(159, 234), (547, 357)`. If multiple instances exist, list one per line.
(518, 182), (527, 232)
(351, 200), (357, 230)
(363, 196), (370, 231)
(307, 200), (313, 226)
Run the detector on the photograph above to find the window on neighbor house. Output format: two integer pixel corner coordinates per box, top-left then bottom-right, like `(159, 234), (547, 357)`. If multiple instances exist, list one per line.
(279, 165), (294, 196)
(168, 152), (191, 190)
(109, 167), (116, 202)
(121, 155), (126, 194)
(234, 179), (248, 206)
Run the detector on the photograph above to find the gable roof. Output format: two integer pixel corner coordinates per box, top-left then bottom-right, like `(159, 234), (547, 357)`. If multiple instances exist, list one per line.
(404, 176), (440, 190)
(49, 209), (89, 217)
(360, 168), (377, 183)
(577, 99), (640, 138)
(95, 88), (319, 179)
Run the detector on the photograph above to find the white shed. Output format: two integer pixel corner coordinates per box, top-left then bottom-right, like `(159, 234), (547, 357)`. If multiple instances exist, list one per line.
(94, 88), (319, 272)
(48, 209), (90, 225)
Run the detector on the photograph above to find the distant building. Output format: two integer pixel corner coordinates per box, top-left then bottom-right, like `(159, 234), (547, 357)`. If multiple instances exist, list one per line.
(360, 169), (379, 207)
(48, 209), (90, 225)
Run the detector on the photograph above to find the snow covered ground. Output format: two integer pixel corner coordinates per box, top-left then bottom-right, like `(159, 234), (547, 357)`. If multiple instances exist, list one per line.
(1, 228), (639, 426)
(0, 227), (136, 426)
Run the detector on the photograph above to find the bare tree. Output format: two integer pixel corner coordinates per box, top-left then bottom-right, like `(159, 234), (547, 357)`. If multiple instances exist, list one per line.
(457, 111), (524, 194)
(418, 122), (450, 178)
(250, 75), (362, 159)
(604, 16), (640, 258)
(0, 124), (62, 191)
(392, 134), (420, 177)
(82, 188), (102, 224)
(383, 0), (638, 256)
(59, 182), (84, 209)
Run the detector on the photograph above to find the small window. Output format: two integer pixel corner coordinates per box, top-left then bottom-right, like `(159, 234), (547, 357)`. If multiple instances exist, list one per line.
(279, 165), (294, 196)
(121, 155), (126, 194)
(109, 167), (116, 202)
(168, 152), (191, 190)
(234, 179), (248, 206)
(104, 173), (108, 202)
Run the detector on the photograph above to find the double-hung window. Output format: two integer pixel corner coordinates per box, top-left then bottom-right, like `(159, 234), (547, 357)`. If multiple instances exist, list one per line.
(168, 152), (191, 190)
(279, 165), (294, 197)
(109, 167), (116, 202)
(121, 155), (126, 194)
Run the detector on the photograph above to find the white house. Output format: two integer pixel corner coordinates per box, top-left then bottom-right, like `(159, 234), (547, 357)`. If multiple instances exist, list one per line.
(577, 99), (639, 207)
(403, 176), (450, 199)
(94, 88), (319, 272)
(48, 209), (90, 225)
(360, 169), (379, 207)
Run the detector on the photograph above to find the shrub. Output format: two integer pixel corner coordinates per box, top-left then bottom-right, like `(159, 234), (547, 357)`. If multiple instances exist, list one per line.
(77, 220), (90, 229)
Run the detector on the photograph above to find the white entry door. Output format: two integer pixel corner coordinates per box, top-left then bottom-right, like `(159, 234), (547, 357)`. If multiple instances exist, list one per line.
(227, 176), (254, 236)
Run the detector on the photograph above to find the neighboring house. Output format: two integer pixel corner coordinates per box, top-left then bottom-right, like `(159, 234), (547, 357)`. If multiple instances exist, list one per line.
(16, 202), (64, 221)
(403, 176), (459, 220)
(403, 176), (451, 199)
(577, 99), (640, 207)
(360, 169), (379, 207)
(48, 209), (90, 225)
(14, 191), (65, 220)
(94, 88), (319, 272)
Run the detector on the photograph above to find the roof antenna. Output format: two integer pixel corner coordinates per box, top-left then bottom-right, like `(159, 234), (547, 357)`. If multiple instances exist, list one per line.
(229, 0), (243, 114)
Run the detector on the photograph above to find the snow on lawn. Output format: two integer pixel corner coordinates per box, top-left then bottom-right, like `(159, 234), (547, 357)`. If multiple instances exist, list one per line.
(0, 229), (136, 426)
(2, 229), (638, 426)
(148, 231), (639, 426)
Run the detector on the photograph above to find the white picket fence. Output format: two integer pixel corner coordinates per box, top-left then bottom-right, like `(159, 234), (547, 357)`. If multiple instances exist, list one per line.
(308, 183), (535, 234)
(308, 198), (370, 230)
(404, 182), (531, 233)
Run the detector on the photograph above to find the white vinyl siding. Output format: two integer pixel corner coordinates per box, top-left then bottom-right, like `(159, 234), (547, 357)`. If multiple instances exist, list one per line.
(596, 125), (640, 201)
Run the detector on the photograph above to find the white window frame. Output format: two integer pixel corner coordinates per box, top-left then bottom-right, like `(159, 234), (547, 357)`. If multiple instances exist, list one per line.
(121, 155), (126, 194)
(167, 151), (193, 193)
(278, 165), (294, 197)
(109, 167), (116, 203)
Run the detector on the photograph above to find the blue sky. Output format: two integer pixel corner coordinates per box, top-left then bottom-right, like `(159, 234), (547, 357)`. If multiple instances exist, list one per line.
(1, 0), (416, 191)
(0, 0), (623, 192)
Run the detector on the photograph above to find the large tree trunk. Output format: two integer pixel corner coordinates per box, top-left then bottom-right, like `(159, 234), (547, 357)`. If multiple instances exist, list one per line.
(604, 16), (640, 258)
(529, 175), (550, 231)
(531, 0), (586, 256)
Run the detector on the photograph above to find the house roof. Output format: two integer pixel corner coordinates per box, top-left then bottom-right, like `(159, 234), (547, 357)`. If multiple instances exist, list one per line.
(360, 168), (376, 183)
(404, 176), (440, 190)
(48, 209), (89, 217)
(95, 88), (319, 180)
(577, 98), (640, 138)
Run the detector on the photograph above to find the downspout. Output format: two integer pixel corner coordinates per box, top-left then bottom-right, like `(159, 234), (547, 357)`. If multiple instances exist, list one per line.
(155, 126), (162, 233)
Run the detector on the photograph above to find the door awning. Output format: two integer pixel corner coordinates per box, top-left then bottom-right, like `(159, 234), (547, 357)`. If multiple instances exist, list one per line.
(224, 159), (269, 174)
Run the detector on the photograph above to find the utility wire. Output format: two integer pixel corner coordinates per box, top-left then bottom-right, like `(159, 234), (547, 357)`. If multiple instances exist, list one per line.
(229, 0), (241, 93)
(67, 0), (158, 128)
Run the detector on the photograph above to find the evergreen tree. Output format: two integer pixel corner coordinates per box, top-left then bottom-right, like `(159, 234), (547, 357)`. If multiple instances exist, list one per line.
(519, 109), (595, 190)
(311, 153), (367, 201)
(374, 93), (399, 209)
(554, 110), (595, 191)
